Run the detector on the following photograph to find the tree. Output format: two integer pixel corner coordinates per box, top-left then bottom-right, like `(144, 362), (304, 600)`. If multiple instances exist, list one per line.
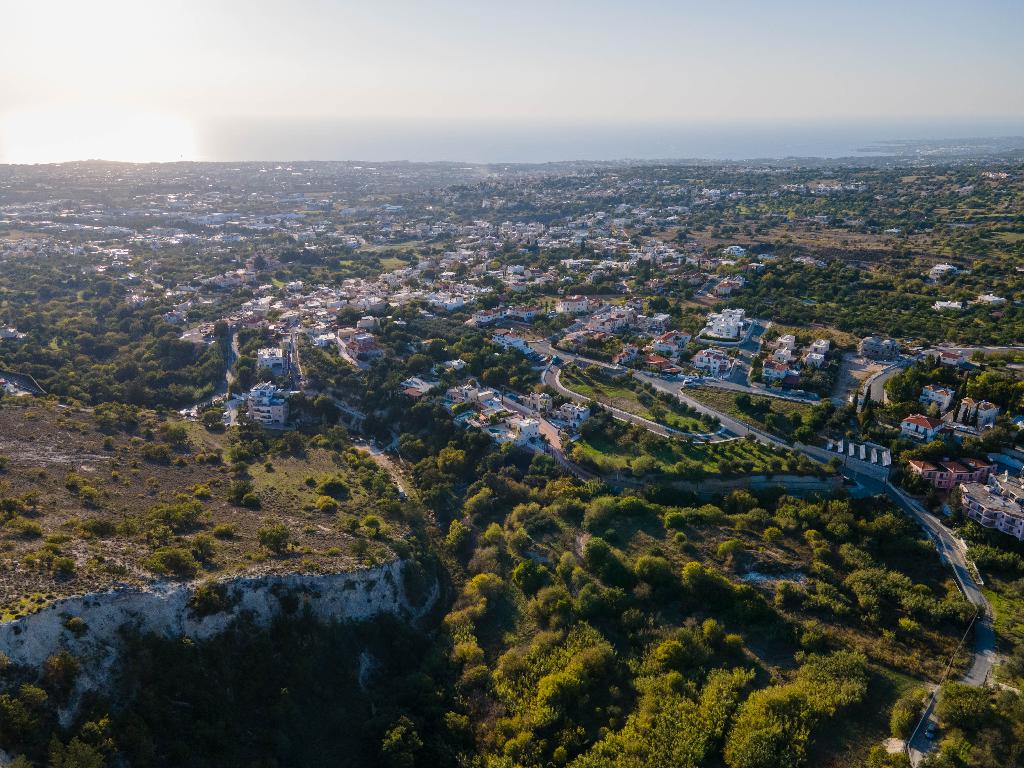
(380, 716), (422, 768)
(935, 682), (991, 729)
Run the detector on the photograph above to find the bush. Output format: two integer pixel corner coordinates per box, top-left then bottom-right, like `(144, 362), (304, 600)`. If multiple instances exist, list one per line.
(144, 546), (200, 578)
(889, 686), (927, 738)
(189, 582), (235, 617)
(42, 651), (80, 700)
(257, 523), (291, 554)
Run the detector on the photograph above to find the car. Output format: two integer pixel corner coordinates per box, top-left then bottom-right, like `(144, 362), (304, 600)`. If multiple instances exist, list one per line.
(550, 355), (562, 365)
(925, 723), (937, 740)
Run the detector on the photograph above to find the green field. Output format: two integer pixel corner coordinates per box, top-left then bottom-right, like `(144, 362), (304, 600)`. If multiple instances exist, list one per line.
(561, 367), (708, 433)
(684, 386), (815, 438)
(572, 431), (808, 480)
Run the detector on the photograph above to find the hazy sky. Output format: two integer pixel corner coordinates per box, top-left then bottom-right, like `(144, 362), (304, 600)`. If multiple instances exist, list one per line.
(2, 0), (1023, 162)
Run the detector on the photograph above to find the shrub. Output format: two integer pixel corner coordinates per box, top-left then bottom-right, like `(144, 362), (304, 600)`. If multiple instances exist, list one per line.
(144, 546), (200, 578)
(315, 495), (339, 513)
(188, 582), (235, 617)
(62, 616), (88, 638)
(257, 523), (291, 554)
(316, 476), (349, 499)
(240, 492), (261, 509)
(52, 557), (76, 578)
(140, 443), (173, 464)
(78, 517), (115, 538)
(7, 516), (42, 539)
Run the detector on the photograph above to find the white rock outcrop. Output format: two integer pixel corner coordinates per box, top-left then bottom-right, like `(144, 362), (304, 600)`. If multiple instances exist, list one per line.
(0, 559), (436, 716)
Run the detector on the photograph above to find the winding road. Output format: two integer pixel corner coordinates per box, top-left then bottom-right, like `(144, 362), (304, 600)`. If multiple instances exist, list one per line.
(528, 336), (999, 725)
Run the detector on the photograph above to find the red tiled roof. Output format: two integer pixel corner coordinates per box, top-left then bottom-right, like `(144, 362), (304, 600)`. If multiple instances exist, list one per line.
(902, 414), (943, 429)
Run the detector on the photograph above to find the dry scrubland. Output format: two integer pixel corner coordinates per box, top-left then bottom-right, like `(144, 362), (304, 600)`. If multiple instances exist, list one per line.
(0, 400), (408, 619)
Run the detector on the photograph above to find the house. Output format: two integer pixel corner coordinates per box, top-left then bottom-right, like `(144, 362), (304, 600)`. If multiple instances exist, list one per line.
(614, 344), (639, 365)
(511, 417), (541, 446)
(772, 346), (794, 364)
(959, 476), (1024, 541)
(702, 308), (746, 340)
(976, 402), (1000, 428)
(338, 329), (383, 361)
(472, 308), (506, 326)
(492, 332), (531, 355)
(256, 347), (289, 375)
(810, 339), (831, 356)
(693, 348), (733, 377)
(805, 352), (826, 368)
(762, 359), (791, 383)
(643, 354), (680, 374)
(934, 349), (966, 367)
(907, 457), (994, 489)
(859, 336), (899, 360)
(975, 293), (1006, 306)
(527, 392), (553, 413)
(555, 295), (592, 314)
(557, 403), (590, 428)
(919, 385), (955, 413)
(929, 263), (958, 281)
(247, 382), (289, 428)
(650, 330), (692, 357)
(637, 313), (671, 334)
(900, 414), (946, 441)
(713, 276), (745, 296)
(400, 377), (439, 398)
(776, 334), (798, 351)
(505, 306), (542, 322)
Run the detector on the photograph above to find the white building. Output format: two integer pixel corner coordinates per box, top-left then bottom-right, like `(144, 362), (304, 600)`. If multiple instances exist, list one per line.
(247, 382), (289, 428)
(492, 332), (531, 355)
(527, 392), (553, 413)
(776, 334), (798, 350)
(512, 417), (541, 446)
(692, 347), (733, 377)
(555, 295), (592, 314)
(702, 308), (746, 340)
(919, 385), (955, 413)
(557, 403), (591, 428)
(761, 359), (791, 382)
(804, 352), (826, 368)
(929, 263), (958, 281)
(256, 347), (289, 375)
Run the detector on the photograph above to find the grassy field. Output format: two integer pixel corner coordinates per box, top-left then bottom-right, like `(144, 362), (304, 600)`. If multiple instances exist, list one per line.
(561, 367), (707, 433)
(984, 579), (1024, 686)
(684, 386), (815, 438)
(573, 431), (801, 479)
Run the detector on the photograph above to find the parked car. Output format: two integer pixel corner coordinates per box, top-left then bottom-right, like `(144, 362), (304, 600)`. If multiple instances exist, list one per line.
(925, 723), (937, 740)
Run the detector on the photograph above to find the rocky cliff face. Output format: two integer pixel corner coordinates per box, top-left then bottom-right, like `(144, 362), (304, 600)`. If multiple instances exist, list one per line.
(0, 560), (436, 722)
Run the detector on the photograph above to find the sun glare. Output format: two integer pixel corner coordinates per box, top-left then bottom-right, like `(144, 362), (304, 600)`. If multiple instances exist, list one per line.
(1, 106), (198, 164)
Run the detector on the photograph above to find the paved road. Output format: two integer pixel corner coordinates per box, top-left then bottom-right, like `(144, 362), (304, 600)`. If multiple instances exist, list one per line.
(886, 483), (995, 682)
(863, 358), (910, 406)
(531, 339), (790, 449)
(884, 482), (996, 765)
